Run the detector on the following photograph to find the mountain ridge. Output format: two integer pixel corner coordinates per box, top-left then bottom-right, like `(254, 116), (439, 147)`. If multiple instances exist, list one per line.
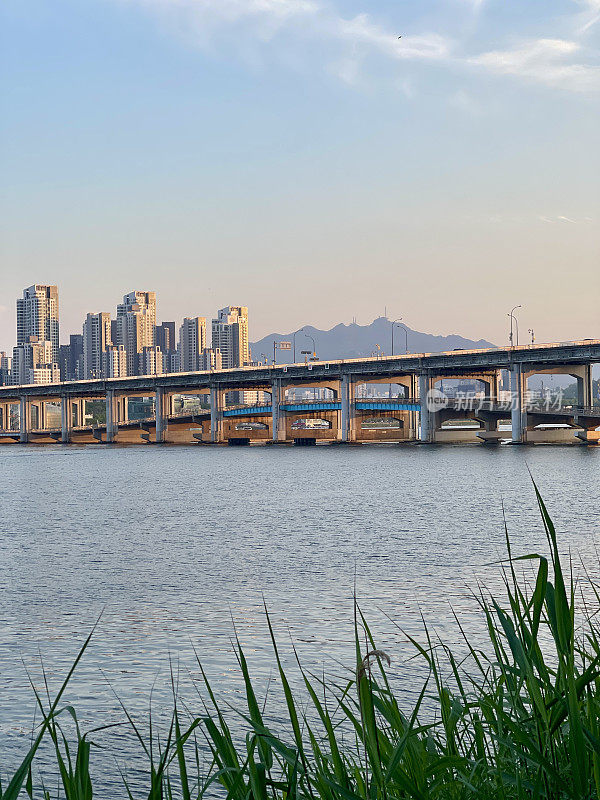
(250, 316), (495, 363)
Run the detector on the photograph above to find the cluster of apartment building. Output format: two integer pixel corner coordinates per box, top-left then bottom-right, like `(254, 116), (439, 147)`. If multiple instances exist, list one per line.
(0, 285), (252, 386)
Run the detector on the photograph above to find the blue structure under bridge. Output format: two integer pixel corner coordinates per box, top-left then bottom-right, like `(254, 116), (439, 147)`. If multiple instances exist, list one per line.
(223, 399), (421, 417)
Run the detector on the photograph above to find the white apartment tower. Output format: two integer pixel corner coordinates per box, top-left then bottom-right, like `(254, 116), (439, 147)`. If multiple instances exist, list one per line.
(11, 339), (59, 385)
(104, 345), (127, 378)
(211, 307), (250, 369)
(179, 317), (207, 372)
(82, 312), (112, 379)
(140, 345), (164, 376)
(115, 291), (157, 376)
(200, 347), (222, 371)
(16, 285), (60, 363)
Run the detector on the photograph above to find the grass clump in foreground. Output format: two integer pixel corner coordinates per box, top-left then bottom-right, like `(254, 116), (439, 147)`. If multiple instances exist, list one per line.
(3, 481), (600, 799)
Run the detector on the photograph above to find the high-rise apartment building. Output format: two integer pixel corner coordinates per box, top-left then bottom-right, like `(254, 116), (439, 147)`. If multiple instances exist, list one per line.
(156, 322), (179, 373)
(16, 285), (59, 363)
(0, 352), (12, 386)
(140, 345), (164, 376)
(59, 334), (84, 382)
(82, 312), (112, 379)
(115, 291), (156, 376)
(104, 344), (127, 378)
(156, 322), (176, 353)
(179, 317), (207, 372)
(200, 347), (222, 371)
(211, 307), (250, 369)
(12, 338), (59, 385)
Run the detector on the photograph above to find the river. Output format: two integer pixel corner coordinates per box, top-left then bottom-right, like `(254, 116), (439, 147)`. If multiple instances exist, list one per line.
(1, 443), (598, 794)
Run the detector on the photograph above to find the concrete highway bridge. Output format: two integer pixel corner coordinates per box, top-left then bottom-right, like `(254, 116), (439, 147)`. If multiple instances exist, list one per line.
(0, 340), (598, 446)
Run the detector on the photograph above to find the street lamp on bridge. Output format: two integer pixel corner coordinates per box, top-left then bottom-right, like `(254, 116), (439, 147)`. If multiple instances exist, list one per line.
(292, 328), (304, 363)
(508, 305), (522, 347)
(304, 333), (317, 360)
(391, 318), (402, 356)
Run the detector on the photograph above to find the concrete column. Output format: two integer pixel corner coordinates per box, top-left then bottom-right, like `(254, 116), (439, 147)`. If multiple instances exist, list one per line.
(72, 399), (86, 428)
(490, 370), (501, 401)
(210, 385), (225, 443)
(106, 390), (118, 443)
(0, 403), (7, 431)
(577, 364), (593, 408)
(510, 364), (525, 443)
(61, 396), (72, 443)
(340, 376), (349, 441)
(36, 402), (47, 431)
(118, 396), (128, 424)
(419, 373), (432, 443)
(271, 379), (286, 442)
(155, 387), (168, 443)
(19, 396), (31, 443)
(339, 375), (356, 442)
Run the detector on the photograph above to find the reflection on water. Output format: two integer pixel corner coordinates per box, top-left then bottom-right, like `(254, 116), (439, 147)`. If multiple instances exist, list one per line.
(0, 443), (598, 793)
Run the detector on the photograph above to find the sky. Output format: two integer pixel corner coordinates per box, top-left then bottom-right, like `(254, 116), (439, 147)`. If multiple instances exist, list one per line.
(0, 0), (599, 350)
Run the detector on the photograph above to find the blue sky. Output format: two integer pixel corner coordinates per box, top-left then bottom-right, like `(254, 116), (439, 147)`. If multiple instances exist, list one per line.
(1, 0), (598, 347)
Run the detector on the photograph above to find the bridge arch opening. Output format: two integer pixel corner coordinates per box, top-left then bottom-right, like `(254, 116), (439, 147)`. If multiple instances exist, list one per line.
(234, 421), (268, 431)
(355, 382), (410, 400)
(290, 418), (331, 430)
(360, 417), (404, 430)
(522, 369), (588, 411)
(434, 377), (492, 399)
(284, 386), (337, 401)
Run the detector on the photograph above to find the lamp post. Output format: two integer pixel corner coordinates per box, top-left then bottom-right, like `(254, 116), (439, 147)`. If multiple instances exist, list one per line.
(292, 328), (304, 363)
(508, 305), (522, 346)
(391, 318), (402, 356)
(305, 334), (317, 359)
(399, 324), (408, 355)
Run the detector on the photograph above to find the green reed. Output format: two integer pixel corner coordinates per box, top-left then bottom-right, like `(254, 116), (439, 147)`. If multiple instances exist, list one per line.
(3, 480), (600, 799)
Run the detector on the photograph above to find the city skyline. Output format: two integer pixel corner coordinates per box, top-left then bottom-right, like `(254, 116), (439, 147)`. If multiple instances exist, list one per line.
(2, 284), (245, 385)
(1, 0), (598, 350)
(2, 275), (599, 359)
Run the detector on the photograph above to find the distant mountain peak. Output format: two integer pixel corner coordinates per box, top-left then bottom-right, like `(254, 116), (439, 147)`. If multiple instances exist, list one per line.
(250, 317), (495, 363)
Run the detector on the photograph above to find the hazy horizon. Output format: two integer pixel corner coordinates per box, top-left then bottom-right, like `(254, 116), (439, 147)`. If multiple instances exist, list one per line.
(1, 0), (598, 351)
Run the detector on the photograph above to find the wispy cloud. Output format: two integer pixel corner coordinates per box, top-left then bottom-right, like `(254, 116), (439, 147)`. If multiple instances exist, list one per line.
(116, 0), (599, 93)
(576, 0), (600, 33)
(469, 38), (600, 92)
(538, 214), (594, 224)
(121, 0), (451, 63)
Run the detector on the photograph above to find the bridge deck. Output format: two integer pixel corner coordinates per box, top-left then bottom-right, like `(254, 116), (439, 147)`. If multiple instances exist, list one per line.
(0, 339), (598, 400)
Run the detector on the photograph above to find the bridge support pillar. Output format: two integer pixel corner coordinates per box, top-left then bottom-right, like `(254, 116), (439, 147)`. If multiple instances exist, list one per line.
(271, 379), (286, 442)
(61, 396), (72, 443)
(155, 387), (169, 443)
(577, 364), (593, 408)
(106, 390), (118, 443)
(72, 399), (86, 428)
(117, 396), (128, 424)
(0, 402), (9, 431)
(36, 401), (47, 431)
(419, 373), (433, 443)
(19, 396), (31, 443)
(510, 364), (525, 443)
(210, 385), (225, 443)
(339, 375), (357, 442)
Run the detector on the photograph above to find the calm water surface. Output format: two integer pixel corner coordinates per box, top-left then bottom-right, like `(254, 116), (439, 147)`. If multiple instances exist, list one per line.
(1, 443), (599, 794)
